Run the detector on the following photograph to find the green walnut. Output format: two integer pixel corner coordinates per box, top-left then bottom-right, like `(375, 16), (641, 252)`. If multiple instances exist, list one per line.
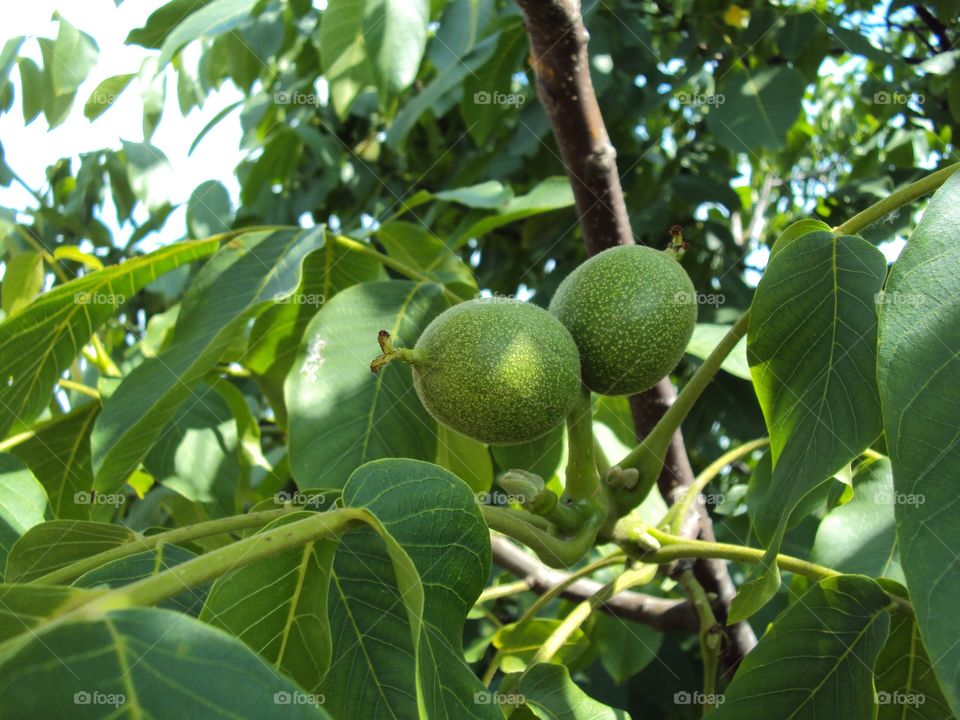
(371, 298), (582, 445)
(549, 245), (697, 396)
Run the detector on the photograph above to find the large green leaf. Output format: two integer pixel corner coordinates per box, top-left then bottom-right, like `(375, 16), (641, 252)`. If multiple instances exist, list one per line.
(286, 281), (448, 489)
(320, 458), (498, 720)
(712, 575), (891, 720)
(246, 229), (384, 424)
(158, 0), (259, 67)
(201, 512), (337, 691)
(375, 222), (477, 299)
(10, 402), (99, 520)
(810, 458), (903, 583)
(0, 584), (104, 643)
(436, 424), (492, 494)
(0, 454), (49, 576)
(875, 609), (955, 719)
(5, 520), (136, 583)
(0, 607), (331, 718)
(706, 66), (805, 151)
(46, 14), (99, 98)
(0, 240), (217, 437)
(92, 228), (323, 492)
(508, 663), (630, 719)
(143, 383), (240, 517)
(362, 0), (430, 94)
(456, 177), (575, 246)
(738, 229), (887, 620)
(1, 251), (44, 316)
(877, 171), (960, 716)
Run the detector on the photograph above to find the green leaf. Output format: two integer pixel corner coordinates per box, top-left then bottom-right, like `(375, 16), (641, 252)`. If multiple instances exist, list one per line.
(127, 0), (216, 49)
(286, 281), (449, 489)
(494, 618), (589, 672)
(0, 607), (332, 718)
(748, 230), (886, 547)
(47, 13), (99, 98)
(318, 0), (376, 116)
(686, 323), (751, 380)
(508, 663), (630, 719)
(158, 0), (259, 67)
(376, 221), (477, 299)
(143, 383), (240, 516)
(246, 229), (384, 425)
(72, 545), (207, 615)
(436, 424), (492, 494)
(706, 66), (805, 152)
(457, 177), (575, 246)
(1, 251), (44, 316)
(875, 610), (955, 719)
(461, 26), (527, 144)
(385, 35), (497, 148)
(16, 57), (44, 125)
(0, 585), (104, 644)
(433, 180), (513, 209)
(810, 458), (903, 583)
(9, 402), (99, 520)
(0, 238), (215, 437)
(92, 229), (322, 492)
(186, 179), (233, 238)
(428, 0), (495, 71)
(121, 140), (174, 212)
(590, 613), (663, 685)
(877, 171), (960, 716)
(5, 520), (136, 583)
(201, 512), (337, 691)
(0, 38), (24, 114)
(713, 575), (891, 720)
(321, 458), (498, 719)
(83, 73), (135, 120)
(0, 454), (49, 575)
(362, 0), (430, 94)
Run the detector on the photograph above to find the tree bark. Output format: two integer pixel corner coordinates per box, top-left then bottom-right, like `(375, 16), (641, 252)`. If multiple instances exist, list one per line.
(512, 0), (757, 668)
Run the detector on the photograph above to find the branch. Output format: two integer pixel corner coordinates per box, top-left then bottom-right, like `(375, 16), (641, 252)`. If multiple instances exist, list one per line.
(490, 535), (698, 631)
(515, 0), (632, 253)
(515, 0), (757, 666)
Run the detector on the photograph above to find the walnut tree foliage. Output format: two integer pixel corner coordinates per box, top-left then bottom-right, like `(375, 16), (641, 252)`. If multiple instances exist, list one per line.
(0, 1), (958, 718)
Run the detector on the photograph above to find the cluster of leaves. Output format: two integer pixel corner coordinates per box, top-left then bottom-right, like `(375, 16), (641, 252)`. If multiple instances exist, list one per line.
(0, 0), (958, 718)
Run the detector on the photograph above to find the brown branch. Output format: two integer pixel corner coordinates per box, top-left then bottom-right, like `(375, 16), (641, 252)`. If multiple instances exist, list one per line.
(491, 535), (698, 631)
(515, 0), (632, 253)
(515, 0), (757, 668)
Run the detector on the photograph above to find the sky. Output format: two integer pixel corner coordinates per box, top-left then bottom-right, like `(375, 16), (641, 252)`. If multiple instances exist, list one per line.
(0, 0), (245, 249)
